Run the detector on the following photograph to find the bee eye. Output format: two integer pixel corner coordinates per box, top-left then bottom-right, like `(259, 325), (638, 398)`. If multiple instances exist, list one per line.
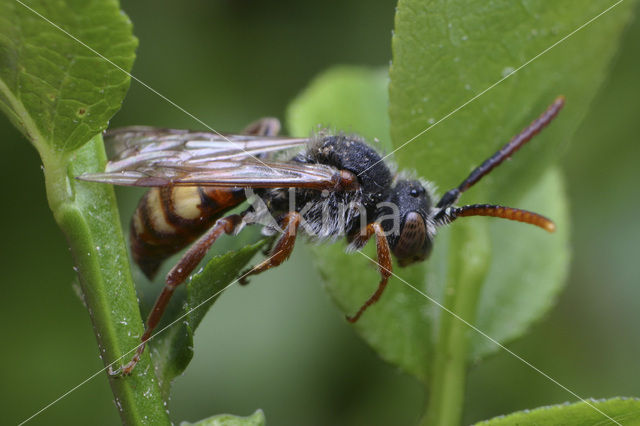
(410, 188), (421, 197)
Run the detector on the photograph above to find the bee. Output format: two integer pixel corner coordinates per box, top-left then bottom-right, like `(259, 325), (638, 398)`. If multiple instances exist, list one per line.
(80, 96), (564, 375)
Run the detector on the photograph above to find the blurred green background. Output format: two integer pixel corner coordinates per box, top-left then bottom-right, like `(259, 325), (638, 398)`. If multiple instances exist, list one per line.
(2, 1), (639, 425)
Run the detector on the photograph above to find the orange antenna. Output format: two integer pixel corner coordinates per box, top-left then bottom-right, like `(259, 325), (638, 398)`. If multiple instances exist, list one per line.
(433, 97), (563, 233)
(442, 204), (555, 233)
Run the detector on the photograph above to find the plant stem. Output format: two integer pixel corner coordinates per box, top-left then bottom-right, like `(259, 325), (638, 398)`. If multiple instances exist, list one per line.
(43, 135), (170, 425)
(422, 221), (491, 426)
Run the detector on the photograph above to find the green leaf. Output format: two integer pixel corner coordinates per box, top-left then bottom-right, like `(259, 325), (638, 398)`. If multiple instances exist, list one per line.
(288, 66), (391, 146)
(0, 1), (170, 424)
(387, 6), (633, 422)
(0, 0), (137, 154)
(471, 167), (569, 359)
(389, 0), (636, 201)
(148, 239), (267, 400)
(474, 398), (640, 426)
(180, 410), (266, 426)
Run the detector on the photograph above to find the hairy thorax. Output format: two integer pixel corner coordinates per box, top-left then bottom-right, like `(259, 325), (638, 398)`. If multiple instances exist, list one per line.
(251, 133), (393, 242)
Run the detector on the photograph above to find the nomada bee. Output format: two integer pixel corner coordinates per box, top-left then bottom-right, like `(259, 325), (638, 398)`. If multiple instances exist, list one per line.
(80, 96), (564, 375)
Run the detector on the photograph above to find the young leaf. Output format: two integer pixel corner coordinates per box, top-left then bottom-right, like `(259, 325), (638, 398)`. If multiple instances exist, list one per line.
(147, 239), (268, 400)
(474, 398), (640, 425)
(0, 0), (137, 154)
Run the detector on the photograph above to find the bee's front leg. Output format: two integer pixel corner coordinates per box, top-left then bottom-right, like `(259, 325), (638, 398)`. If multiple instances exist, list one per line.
(346, 222), (392, 323)
(239, 211), (301, 285)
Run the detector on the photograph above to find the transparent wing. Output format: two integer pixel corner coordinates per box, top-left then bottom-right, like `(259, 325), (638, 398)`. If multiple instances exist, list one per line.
(79, 127), (341, 189)
(80, 160), (341, 189)
(104, 126), (310, 169)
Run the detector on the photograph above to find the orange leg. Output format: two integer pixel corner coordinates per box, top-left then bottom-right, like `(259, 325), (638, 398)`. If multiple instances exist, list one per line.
(346, 222), (392, 323)
(117, 214), (243, 376)
(239, 212), (301, 285)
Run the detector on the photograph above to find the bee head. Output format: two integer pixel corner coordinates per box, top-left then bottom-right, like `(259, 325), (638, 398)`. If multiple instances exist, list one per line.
(377, 179), (435, 267)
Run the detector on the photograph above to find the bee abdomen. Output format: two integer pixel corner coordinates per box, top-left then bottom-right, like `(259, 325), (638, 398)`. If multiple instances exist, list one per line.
(131, 186), (246, 279)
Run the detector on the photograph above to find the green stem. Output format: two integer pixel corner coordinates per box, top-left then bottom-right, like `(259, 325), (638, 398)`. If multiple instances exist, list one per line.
(422, 221), (491, 426)
(43, 136), (170, 425)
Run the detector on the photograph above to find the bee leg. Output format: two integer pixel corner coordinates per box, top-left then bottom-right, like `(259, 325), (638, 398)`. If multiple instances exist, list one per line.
(117, 214), (244, 376)
(346, 222), (392, 323)
(239, 211), (301, 285)
(242, 117), (281, 137)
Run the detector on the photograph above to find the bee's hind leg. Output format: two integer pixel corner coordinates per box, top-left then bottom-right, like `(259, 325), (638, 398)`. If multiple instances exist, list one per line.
(116, 214), (244, 376)
(114, 118), (283, 376)
(239, 211), (301, 285)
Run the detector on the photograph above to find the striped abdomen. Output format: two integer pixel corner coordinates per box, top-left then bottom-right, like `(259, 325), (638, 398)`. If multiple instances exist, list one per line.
(130, 186), (246, 279)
